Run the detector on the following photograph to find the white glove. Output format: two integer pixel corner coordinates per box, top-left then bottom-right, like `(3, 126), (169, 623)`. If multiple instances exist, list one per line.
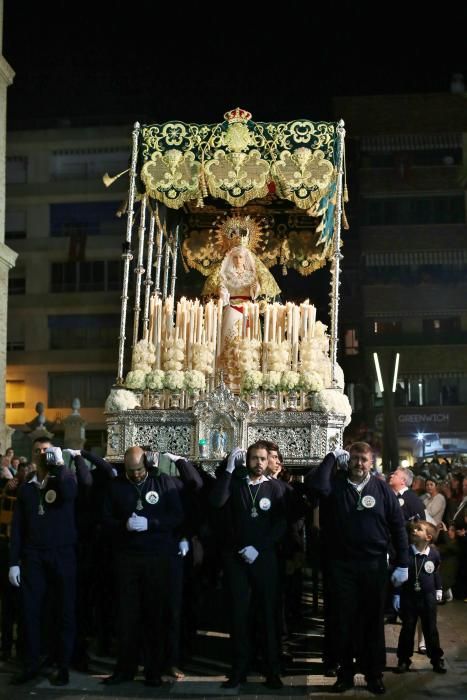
(63, 448), (81, 457)
(164, 452), (181, 463)
(45, 446), (64, 466)
(239, 545), (259, 564)
(9, 566), (20, 587)
(178, 538), (190, 557)
(227, 447), (245, 474)
(332, 449), (350, 468)
(126, 513), (148, 532)
(436, 590), (443, 602)
(392, 594), (400, 612)
(391, 567), (409, 587)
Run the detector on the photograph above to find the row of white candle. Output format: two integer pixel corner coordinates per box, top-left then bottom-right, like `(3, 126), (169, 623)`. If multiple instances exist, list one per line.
(148, 296), (318, 371)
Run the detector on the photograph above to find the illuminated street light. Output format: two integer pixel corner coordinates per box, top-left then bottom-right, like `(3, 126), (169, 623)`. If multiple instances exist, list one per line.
(373, 353), (384, 393)
(392, 353), (400, 393)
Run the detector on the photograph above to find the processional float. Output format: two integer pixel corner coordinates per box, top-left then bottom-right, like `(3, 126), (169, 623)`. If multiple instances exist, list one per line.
(104, 108), (351, 467)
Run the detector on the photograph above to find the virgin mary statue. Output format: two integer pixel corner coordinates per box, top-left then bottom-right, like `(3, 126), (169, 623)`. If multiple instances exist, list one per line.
(202, 229), (280, 388)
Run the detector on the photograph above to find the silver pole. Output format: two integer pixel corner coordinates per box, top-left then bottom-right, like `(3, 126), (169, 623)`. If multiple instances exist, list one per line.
(132, 195), (147, 348)
(162, 231), (172, 301)
(154, 222), (164, 296)
(117, 121), (140, 383)
(142, 211), (155, 340)
(169, 224), (180, 301)
(330, 119), (346, 386)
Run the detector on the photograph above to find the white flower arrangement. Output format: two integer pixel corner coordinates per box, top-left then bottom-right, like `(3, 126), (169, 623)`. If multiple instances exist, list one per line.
(124, 369), (147, 390)
(262, 370), (282, 391)
(146, 369), (165, 390)
(162, 337), (185, 372)
(132, 339), (156, 371)
(266, 341), (290, 372)
(164, 369), (185, 391)
(299, 371), (324, 392)
(184, 369), (206, 394)
(104, 388), (139, 413)
(313, 388), (352, 427)
(192, 342), (215, 376)
(280, 370), (300, 391)
(241, 369), (263, 393)
(237, 338), (261, 374)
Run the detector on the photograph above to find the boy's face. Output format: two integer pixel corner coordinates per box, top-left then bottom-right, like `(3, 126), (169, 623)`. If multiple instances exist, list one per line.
(410, 523), (431, 545)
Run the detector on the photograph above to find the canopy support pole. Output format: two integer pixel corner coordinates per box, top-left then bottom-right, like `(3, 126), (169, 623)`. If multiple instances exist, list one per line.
(132, 194), (147, 348)
(330, 119), (346, 387)
(117, 121), (140, 383)
(142, 211), (155, 341)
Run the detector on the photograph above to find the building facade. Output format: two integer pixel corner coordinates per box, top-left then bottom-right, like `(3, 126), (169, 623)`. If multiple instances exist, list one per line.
(6, 124), (130, 450)
(0, 2), (17, 452)
(335, 90), (467, 464)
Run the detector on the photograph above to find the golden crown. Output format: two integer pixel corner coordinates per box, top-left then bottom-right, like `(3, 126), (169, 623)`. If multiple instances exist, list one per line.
(223, 107), (252, 124)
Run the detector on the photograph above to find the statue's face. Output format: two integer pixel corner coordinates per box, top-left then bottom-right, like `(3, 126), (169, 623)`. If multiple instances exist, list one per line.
(231, 249), (246, 270)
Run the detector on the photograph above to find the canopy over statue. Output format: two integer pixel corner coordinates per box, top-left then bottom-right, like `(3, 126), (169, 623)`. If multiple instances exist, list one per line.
(105, 109), (350, 464)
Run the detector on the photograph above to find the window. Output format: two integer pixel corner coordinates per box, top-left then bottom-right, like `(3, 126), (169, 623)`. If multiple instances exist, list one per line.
(48, 372), (115, 407)
(6, 156), (27, 184)
(50, 201), (122, 237)
(6, 380), (26, 409)
(423, 318), (460, 334)
(9, 277), (26, 295)
(361, 195), (465, 225)
(50, 260), (122, 293)
(372, 321), (402, 335)
(51, 148), (128, 181)
(5, 210), (26, 240)
(48, 314), (120, 349)
(344, 328), (359, 356)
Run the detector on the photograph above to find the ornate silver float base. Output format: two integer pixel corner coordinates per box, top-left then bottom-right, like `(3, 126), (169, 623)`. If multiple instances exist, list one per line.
(106, 382), (345, 466)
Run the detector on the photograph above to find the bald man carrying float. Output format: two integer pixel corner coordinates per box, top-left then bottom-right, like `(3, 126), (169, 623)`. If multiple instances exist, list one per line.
(102, 446), (184, 687)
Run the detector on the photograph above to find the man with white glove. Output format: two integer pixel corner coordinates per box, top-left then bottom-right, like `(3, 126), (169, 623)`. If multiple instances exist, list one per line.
(9, 438), (77, 686)
(209, 441), (286, 691)
(391, 566), (409, 587)
(8, 565), (20, 587)
(102, 445), (183, 687)
(305, 441), (409, 695)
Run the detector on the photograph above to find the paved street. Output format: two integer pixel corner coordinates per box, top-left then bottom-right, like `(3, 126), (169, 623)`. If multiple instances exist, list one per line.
(0, 596), (465, 699)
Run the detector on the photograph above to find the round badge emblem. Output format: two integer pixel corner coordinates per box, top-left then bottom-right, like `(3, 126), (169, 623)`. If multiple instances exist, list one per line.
(398, 497), (405, 507)
(44, 490), (56, 504)
(145, 490), (159, 505)
(362, 495), (376, 509)
(259, 497), (271, 511)
(424, 561), (435, 574)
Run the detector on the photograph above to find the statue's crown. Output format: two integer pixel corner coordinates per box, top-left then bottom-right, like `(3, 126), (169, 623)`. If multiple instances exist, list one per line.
(223, 107), (252, 124)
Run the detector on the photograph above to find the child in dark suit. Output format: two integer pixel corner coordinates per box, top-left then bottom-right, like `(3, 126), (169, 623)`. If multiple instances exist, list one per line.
(393, 520), (447, 674)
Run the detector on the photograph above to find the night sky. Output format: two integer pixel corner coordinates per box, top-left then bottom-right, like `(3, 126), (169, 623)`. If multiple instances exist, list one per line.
(4, 1), (466, 128)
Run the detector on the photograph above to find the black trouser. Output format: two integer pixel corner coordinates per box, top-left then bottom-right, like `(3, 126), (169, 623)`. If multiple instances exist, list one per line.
(223, 548), (280, 679)
(21, 547), (76, 672)
(327, 555), (388, 681)
(115, 551), (169, 679)
(166, 554), (184, 667)
(398, 593), (443, 664)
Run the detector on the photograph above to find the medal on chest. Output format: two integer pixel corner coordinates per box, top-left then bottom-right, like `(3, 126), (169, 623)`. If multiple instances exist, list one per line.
(145, 490), (159, 505)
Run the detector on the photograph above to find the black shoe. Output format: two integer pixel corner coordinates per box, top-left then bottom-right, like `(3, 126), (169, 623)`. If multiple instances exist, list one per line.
(144, 675), (163, 687)
(10, 669), (39, 685)
(367, 677), (386, 695)
(432, 659), (447, 674)
(49, 669), (69, 686)
(264, 674), (283, 690)
(394, 661), (410, 674)
(332, 677), (354, 692)
(102, 672), (134, 685)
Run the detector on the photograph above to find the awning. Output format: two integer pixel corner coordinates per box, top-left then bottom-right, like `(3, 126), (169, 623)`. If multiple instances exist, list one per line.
(364, 250), (467, 266)
(360, 133), (462, 152)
